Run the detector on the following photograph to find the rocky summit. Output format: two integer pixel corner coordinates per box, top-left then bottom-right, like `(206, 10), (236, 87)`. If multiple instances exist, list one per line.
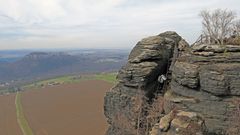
(104, 31), (240, 135)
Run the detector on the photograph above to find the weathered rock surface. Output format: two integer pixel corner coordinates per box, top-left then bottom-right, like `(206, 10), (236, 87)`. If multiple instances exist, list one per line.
(192, 44), (240, 53)
(104, 32), (240, 135)
(150, 110), (206, 135)
(165, 44), (240, 134)
(104, 31), (186, 135)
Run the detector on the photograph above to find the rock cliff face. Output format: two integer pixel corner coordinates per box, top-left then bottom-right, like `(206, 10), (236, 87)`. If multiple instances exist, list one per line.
(104, 31), (240, 135)
(165, 44), (240, 135)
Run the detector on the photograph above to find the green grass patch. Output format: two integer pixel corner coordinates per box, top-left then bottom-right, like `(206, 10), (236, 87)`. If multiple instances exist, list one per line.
(15, 92), (34, 135)
(23, 73), (117, 90)
(94, 73), (117, 84)
(23, 75), (89, 89)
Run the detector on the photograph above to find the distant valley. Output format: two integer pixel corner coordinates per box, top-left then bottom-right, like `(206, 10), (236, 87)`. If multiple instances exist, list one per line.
(0, 49), (129, 89)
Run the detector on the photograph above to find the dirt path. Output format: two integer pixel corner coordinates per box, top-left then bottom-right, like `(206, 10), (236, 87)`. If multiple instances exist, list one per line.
(0, 94), (23, 135)
(16, 92), (34, 135)
(21, 80), (113, 135)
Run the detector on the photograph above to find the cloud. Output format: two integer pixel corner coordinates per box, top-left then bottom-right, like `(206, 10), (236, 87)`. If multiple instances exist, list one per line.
(0, 0), (240, 50)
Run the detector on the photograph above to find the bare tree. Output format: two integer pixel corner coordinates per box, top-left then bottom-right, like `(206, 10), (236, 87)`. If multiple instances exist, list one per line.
(200, 9), (236, 45)
(233, 20), (240, 36)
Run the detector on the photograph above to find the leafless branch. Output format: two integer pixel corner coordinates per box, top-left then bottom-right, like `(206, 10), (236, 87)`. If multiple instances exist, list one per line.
(200, 9), (236, 45)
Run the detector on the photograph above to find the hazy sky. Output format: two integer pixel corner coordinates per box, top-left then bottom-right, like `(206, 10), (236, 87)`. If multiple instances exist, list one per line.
(0, 0), (240, 50)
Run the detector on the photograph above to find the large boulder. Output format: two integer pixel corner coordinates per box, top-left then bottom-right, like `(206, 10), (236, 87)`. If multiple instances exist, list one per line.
(150, 110), (206, 135)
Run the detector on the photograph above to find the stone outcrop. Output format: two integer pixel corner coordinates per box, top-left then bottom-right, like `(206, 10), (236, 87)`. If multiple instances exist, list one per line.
(165, 44), (240, 134)
(104, 31), (187, 135)
(104, 32), (240, 135)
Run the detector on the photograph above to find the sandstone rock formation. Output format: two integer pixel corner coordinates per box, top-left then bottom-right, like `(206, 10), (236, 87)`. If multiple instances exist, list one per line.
(104, 31), (240, 135)
(165, 44), (240, 134)
(104, 31), (186, 135)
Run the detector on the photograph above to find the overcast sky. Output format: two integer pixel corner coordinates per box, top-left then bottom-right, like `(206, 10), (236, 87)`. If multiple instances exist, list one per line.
(0, 0), (240, 50)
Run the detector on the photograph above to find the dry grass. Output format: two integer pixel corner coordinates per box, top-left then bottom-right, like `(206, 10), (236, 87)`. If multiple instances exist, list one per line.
(227, 36), (240, 45)
(227, 98), (240, 135)
(112, 113), (136, 135)
(147, 95), (164, 132)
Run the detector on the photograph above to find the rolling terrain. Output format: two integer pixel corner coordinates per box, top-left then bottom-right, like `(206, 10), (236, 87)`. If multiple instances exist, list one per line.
(0, 49), (128, 91)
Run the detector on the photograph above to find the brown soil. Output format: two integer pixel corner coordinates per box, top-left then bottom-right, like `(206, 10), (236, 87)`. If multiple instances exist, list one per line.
(21, 80), (113, 135)
(0, 94), (23, 135)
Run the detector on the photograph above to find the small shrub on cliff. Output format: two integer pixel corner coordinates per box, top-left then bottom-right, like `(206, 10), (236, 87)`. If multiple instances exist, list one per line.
(112, 112), (136, 135)
(227, 36), (240, 45)
(146, 95), (165, 132)
(133, 90), (148, 135)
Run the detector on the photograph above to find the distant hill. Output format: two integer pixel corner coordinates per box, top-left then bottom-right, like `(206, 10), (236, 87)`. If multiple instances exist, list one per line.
(0, 49), (129, 85)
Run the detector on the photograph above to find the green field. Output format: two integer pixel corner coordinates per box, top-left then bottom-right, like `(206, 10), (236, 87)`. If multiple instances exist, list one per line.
(23, 73), (117, 90)
(15, 92), (34, 135)
(94, 73), (118, 83)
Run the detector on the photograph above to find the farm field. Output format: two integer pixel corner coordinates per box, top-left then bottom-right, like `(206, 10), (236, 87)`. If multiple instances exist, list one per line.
(0, 94), (23, 135)
(21, 80), (114, 135)
(23, 73), (117, 90)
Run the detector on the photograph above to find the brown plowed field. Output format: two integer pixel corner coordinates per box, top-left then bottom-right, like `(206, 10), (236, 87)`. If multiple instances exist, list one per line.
(0, 94), (23, 135)
(21, 80), (113, 135)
